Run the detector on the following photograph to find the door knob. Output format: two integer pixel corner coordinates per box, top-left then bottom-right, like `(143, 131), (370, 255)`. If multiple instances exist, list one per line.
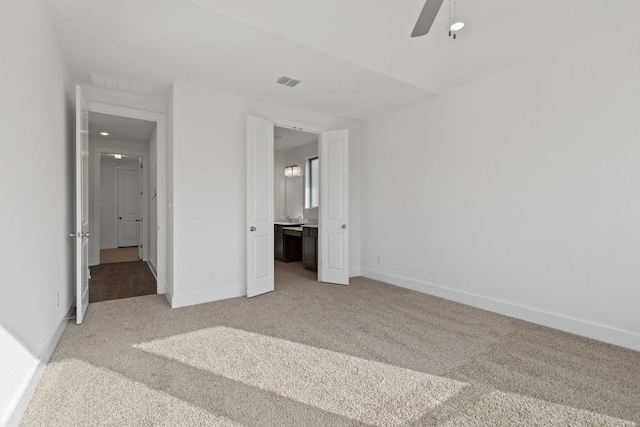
(82, 232), (91, 238)
(341, 224), (347, 229)
(250, 226), (256, 232)
(69, 232), (77, 238)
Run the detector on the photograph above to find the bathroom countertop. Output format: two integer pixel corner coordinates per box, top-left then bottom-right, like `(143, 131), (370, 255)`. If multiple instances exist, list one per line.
(274, 222), (318, 228)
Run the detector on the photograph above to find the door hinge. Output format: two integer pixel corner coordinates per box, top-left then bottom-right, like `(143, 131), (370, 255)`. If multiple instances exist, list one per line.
(140, 191), (143, 195)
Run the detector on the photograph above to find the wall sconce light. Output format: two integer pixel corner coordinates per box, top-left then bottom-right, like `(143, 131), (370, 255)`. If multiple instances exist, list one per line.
(284, 165), (301, 177)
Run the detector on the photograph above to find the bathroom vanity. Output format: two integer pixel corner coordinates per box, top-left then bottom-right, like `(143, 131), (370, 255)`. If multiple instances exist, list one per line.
(301, 225), (318, 272)
(274, 223), (318, 271)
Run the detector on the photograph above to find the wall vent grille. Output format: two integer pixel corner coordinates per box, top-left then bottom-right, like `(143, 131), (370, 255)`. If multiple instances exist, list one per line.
(276, 76), (301, 88)
(89, 72), (154, 96)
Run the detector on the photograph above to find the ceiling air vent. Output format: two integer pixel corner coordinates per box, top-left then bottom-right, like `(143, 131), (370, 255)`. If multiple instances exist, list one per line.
(89, 72), (154, 96)
(276, 76), (301, 88)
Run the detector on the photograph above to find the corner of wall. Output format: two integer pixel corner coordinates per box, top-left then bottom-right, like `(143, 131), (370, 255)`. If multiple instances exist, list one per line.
(4, 306), (72, 427)
(164, 82), (175, 298)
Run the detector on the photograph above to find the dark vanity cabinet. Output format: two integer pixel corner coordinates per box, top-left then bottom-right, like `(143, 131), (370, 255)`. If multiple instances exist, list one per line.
(302, 227), (318, 271)
(274, 225), (284, 261)
(274, 225), (302, 263)
(283, 229), (302, 262)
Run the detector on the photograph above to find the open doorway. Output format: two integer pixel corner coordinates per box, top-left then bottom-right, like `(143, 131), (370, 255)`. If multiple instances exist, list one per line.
(246, 114), (349, 298)
(87, 112), (157, 302)
(74, 86), (167, 323)
(274, 126), (319, 285)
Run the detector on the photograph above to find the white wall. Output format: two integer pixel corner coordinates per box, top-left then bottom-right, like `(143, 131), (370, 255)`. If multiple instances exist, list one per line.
(0, 0), (75, 424)
(274, 150), (286, 219)
(284, 141), (318, 220)
(361, 29), (640, 350)
(170, 82), (361, 307)
(99, 157), (140, 248)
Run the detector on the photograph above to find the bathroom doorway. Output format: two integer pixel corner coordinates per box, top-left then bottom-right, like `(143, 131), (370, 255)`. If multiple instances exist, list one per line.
(246, 114), (349, 298)
(273, 126), (319, 285)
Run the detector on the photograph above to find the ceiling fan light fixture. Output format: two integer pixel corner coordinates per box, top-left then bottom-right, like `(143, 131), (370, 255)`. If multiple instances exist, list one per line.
(450, 21), (465, 31)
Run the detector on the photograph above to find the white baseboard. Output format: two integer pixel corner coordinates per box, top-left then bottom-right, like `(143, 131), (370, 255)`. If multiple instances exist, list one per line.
(164, 290), (173, 307)
(5, 306), (71, 427)
(361, 268), (640, 352)
(147, 260), (157, 280)
(170, 286), (244, 309)
(349, 267), (361, 278)
(100, 243), (116, 249)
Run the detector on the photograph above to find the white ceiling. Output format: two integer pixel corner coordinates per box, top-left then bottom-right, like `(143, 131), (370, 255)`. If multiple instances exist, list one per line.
(45, 0), (639, 121)
(274, 127), (318, 152)
(89, 112), (157, 144)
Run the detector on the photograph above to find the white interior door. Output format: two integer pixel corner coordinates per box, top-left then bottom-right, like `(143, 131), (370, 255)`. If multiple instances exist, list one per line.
(75, 85), (90, 324)
(118, 168), (141, 248)
(318, 129), (349, 285)
(246, 115), (274, 297)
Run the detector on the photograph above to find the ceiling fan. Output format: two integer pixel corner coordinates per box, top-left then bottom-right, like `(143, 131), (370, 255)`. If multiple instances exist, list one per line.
(411, 0), (464, 38)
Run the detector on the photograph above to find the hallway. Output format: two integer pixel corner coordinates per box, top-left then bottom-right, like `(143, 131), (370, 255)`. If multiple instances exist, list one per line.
(89, 262), (156, 303)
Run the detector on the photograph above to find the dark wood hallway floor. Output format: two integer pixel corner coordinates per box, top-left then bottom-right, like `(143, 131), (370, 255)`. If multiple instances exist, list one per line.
(89, 261), (156, 303)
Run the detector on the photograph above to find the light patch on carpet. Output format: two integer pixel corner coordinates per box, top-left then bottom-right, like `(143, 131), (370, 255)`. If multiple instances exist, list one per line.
(443, 390), (636, 427)
(134, 326), (469, 426)
(20, 358), (241, 427)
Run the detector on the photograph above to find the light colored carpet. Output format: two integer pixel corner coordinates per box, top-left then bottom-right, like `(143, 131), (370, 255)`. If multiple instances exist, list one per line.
(21, 262), (640, 426)
(100, 247), (140, 264)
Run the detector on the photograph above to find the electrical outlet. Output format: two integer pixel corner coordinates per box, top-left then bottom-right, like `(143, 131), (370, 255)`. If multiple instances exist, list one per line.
(56, 292), (60, 307)
(209, 269), (216, 279)
(376, 255), (381, 264)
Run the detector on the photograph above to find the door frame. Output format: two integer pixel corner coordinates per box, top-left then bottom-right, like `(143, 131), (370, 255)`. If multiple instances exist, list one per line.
(115, 166), (142, 248)
(265, 116), (351, 287)
(266, 116), (328, 134)
(87, 101), (167, 294)
(93, 152), (148, 256)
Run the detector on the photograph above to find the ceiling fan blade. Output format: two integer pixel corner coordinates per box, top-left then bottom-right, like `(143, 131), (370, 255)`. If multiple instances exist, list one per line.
(411, 0), (445, 37)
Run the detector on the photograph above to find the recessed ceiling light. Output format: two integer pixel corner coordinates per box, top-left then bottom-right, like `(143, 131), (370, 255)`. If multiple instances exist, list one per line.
(450, 22), (465, 31)
(100, 132), (109, 136)
(114, 154), (122, 159)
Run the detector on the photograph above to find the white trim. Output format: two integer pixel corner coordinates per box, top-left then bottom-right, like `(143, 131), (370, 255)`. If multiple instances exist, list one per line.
(361, 268), (640, 352)
(147, 260), (157, 281)
(349, 267), (361, 278)
(266, 116), (328, 134)
(164, 290), (173, 307)
(86, 101), (166, 295)
(4, 307), (71, 427)
(170, 286), (244, 309)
